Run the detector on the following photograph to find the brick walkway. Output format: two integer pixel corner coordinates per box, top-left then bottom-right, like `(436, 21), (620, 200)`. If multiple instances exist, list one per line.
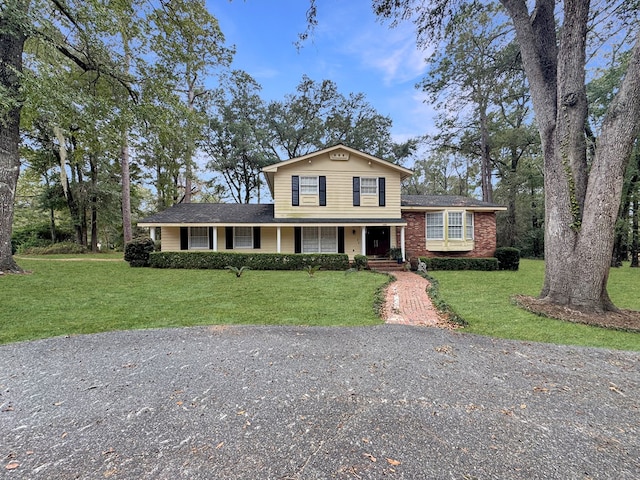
(380, 271), (447, 327)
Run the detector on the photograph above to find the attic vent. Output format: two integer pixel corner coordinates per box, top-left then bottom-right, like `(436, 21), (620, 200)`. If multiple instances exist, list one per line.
(329, 152), (349, 161)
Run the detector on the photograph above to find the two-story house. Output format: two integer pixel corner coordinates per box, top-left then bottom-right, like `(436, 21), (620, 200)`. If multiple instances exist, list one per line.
(138, 145), (506, 260)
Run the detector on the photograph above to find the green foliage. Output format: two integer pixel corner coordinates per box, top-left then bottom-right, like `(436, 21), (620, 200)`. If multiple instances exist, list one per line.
(11, 223), (74, 254)
(429, 260), (640, 350)
(0, 258), (388, 344)
(353, 254), (368, 270)
(124, 237), (156, 267)
(420, 272), (467, 327)
(304, 265), (321, 277)
(226, 265), (250, 277)
(387, 247), (403, 260)
(494, 247), (520, 270)
(419, 257), (498, 271)
(149, 251), (350, 271)
(19, 242), (88, 255)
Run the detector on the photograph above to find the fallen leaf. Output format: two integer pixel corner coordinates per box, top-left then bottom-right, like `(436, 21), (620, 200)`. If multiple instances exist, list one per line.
(236, 410), (245, 415)
(386, 458), (401, 466)
(363, 453), (376, 462)
(102, 448), (115, 455)
(61, 432), (68, 439)
(5, 462), (20, 470)
(361, 438), (370, 444)
(520, 404), (527, 409)
(176, 401), (184, 406)
(215, 442), (224, 449)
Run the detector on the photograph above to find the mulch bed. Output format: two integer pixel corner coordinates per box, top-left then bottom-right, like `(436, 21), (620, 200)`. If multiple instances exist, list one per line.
(513, 295), (640, 333)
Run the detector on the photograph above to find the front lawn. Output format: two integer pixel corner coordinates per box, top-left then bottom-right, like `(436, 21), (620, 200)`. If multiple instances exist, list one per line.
(429, 259), (640, 351)
(0, 257), (389, 344)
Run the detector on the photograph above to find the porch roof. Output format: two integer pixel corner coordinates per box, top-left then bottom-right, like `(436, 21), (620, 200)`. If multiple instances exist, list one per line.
(138, 203), (406, 227)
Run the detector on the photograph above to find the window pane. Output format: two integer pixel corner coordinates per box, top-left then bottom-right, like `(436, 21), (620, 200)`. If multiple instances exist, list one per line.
(190, 227), (209, 249)
(426, 213), (444, 240)
(448, 212), (463, 240)
(466, 212), (474, 239)
(300, 176), (318, 195)
(320, 227), (337, 253)
(303, 227), (319, 253)
(234, 226), (253, 248)
(361, 177), (377, 195)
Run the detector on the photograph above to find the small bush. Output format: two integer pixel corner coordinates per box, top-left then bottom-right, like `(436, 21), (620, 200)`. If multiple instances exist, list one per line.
(149, 251), (350, 271)
(124, 237), (156, 267)
(494, 247), (520, 271)
(20, 242), (88, 255)
(419, 257), (499, 271)
(352, 254), (368, 271)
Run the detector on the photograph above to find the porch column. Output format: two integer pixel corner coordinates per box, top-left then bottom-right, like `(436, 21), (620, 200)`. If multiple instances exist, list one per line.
(277, 227), (281, 253)
(212, 226), (218, 251)
(400, 226), (406, 260)
(361, 227), (366, 256)
(150, 227), (156, 242)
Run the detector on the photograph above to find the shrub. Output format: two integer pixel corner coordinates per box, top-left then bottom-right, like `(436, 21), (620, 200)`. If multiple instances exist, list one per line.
(20, 242), (88, 255)
(149, 251), (350, 271)
(352, 254), (368, 270)
(12, 224), (75, 253)
(124, 237), (156, 267)
(494, 247), (520, 271)
(419, 257), (498, 271)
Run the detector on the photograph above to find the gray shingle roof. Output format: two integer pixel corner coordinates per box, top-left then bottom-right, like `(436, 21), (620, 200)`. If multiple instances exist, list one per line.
(139, 203), (276, 224)
(138, 203), (405, 225)
(401, 195), (504, 209)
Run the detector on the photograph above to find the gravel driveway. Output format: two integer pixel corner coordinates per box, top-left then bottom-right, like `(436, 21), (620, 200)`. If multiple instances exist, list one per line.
(1, 325), (638, 479)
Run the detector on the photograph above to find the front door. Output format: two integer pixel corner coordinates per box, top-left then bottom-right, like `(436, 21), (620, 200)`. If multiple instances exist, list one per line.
(366, 227), (390, 257)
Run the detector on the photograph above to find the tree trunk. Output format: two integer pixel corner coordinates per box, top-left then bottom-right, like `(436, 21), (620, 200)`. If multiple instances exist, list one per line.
(0, 2), (26, 273)
(120, 39), (133, 244)
(632, 196), (639, 267)
(502, 0), (640, 312)
(89, 153), (98, 252)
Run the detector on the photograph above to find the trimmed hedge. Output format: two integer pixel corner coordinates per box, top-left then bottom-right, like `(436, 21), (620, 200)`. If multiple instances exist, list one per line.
(352, 254), (368, 271)
(124, 237), (156, 267)
(494, 247), (520, 271)
(419, 256), (498, 271)
(149, 251), (350, 271)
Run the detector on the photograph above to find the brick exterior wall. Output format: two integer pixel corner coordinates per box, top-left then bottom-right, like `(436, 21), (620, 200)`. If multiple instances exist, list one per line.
(399, 211), (497, 259)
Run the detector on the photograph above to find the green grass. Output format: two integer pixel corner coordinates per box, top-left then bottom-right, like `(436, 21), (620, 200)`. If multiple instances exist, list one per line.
(0, 257), (390, 344)
(430, 259), (640, 351)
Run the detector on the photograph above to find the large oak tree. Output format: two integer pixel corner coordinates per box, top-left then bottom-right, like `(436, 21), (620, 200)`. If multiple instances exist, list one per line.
(367, 0), (640, 312)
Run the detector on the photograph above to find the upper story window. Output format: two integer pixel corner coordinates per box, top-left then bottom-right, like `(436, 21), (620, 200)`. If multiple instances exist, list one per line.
(361, 177), (378, 195)
(300, 176), (318, 195)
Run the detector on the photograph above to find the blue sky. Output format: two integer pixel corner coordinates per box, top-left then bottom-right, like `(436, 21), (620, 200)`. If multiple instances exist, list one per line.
(209, 0), (436, 144)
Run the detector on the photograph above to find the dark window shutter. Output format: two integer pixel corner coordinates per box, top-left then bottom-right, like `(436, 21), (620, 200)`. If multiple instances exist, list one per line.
(294, 227), (302, 253)
(225, 227), (234, 250)
(319, 176), (326, 206)
(253, 227), (261, 249)
(378, 177), (386, 207)
(208, 227), (214, 250)
(292, 175), (299, 206)
(180, 227), (189, 250)
(353, 177), (360, 206)
(338, 227), (345, 254)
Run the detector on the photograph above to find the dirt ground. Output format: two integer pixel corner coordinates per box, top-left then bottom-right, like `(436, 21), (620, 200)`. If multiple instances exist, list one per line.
(514, 295), (640, 332)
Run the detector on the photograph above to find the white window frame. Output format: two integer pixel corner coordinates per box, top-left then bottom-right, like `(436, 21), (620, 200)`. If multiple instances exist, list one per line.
(426, 212), (444, 240)
(360, 177), (378, 195)
(448, 211), (464, 240)
(189, 227), (209, 250)
(302, 227), (338, 253)
(234, 226), (253, 249)
(300, 176), (318, 195)
(466, 212), (474, 240)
